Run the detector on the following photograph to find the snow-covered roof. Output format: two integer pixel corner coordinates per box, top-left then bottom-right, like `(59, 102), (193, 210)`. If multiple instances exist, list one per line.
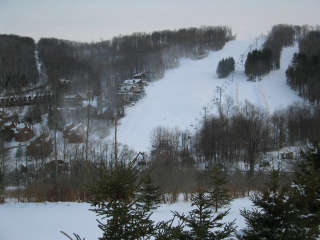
(59, 78), (72, 84)
(122, 79), (141, 85)
(119, 85), (133, 92)
(133, 72), (145, 78)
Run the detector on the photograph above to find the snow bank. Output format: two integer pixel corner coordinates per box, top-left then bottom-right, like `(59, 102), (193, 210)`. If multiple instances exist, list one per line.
(0, 197), (251, 240)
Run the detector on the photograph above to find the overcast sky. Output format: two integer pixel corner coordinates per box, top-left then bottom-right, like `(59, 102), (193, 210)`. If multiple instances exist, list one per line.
(1, 0), (319, 42)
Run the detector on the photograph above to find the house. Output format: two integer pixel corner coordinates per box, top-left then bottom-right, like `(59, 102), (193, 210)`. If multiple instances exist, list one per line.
(119, 79), (145, 94)
(123, 79), (143, 86)
(59, 79), (72, 89)
(63, 123), (85, 144)
(41, 160), (68, 178)
(280, 151), (294, 160)
(63, 94), (85, 107)
(15, 124), (34, 142)
(27, 133), (53, 158)
(133, 72), (146, 79)
(117, 77), (147, 106)
(8, 121), (16, 130)
(119, 84), (133, 94)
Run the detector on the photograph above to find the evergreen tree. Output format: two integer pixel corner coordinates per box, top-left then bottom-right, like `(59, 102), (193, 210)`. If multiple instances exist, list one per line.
(239, 171), (314, 240)
(216, 57), (235, 78)
(0, 169), (4, 202)
(245, 48), (273, 80)
(174, 190), (235, 240)
(0, 138), (7, 202)
(88, 160), (156, 240)
(48, 107), (64, 130)
(154, 218), (189, 240)
(290, 144), (320, 239)
(15, 144), (23, 160)
(24, 105), (42, 124)
(209, 166), (231, 212)
(137, 173), (161, 211)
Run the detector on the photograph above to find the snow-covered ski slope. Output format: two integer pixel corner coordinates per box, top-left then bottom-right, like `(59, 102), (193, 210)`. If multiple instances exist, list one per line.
(110, 38), (303, 152)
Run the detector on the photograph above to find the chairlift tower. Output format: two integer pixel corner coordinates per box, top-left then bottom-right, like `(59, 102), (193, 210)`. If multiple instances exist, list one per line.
(216, 86), (223, 107)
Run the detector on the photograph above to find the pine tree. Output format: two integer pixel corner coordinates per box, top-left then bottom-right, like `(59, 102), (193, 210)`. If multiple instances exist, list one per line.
(154, 218), (189, 240)
(15, 143), (23, 159)
(290, 144), (320, 239)
(0, 169), (4, 202)
(245, 48), (273, 80)
(216, 57), (235, 78)
(174, 190), (235, 240)
(0, 138), (7, 202)
(209, 166), (231, 212)
(88, 160), (156, 240)
(239, 171), (313, 240)
(137, 173), (161, 211)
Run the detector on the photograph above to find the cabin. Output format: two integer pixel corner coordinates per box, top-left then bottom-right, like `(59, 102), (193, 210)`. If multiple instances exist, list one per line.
(59, 79), (72, 89)
(118, 78), (145, 98)
(27, 134), (53, 158)
(132, 84), (143, 94)
(40, 160), (68, 178)
(0, 98), (6, 107)
(123, 79), (143, 86)
(63, 94), (84, 107)
(63, 123), (85, 144)
(133, 72), (146, 79)
(280, 152), (294, 160)
(7, 121), (16, 130)
(119, 84), (133, 94)
(15, 124), (34, 142)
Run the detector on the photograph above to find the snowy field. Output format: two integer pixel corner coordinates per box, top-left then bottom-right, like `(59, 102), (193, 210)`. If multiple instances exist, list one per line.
(105, 38), (303, 152)
(0, 197), (251, 240)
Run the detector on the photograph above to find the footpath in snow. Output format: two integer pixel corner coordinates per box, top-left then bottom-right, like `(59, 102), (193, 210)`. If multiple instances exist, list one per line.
(0, 197), (251, 240)
(105, 38), (303, 152)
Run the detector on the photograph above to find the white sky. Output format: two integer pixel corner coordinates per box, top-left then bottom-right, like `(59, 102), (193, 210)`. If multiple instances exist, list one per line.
(1, 0), (319, 42)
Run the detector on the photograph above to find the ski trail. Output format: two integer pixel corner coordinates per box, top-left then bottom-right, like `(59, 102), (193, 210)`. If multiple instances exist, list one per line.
(235, 78), (240, 109)
(99, 39), (304, 152)
(34, 46), (41, 81)
(258, 84), (270, 113)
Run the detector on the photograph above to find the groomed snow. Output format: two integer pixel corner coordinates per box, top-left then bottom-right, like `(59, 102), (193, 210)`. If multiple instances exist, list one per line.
(0, 197), (251, 240)
(106, 38), (303, 152)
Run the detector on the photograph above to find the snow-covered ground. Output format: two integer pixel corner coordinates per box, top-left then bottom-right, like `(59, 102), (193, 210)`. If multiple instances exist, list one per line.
(105, 38), (303, 152)
(0, 197), (251, 240)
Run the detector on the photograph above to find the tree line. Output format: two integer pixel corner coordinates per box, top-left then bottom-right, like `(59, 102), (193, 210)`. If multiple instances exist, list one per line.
(245, 24), (301, 80)
(0, 35), (38, 94)
(216, 57), (235, 78)
(287, 30), (320, 104)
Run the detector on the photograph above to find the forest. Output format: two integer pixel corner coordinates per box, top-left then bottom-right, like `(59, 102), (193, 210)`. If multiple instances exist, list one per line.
(245, 24), (302, 80)
(286, 30), (320, 104)
(0, 35), (38, 93)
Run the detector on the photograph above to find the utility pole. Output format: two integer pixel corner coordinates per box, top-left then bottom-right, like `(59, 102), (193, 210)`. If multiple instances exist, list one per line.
(216, 86), (224, 117)
(85, 92), (91, 162)
(114, 116), (118, 164)
(54, 78), (58, 183)
(216, 86), (223, 107)
(203, 106), (207, 122)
